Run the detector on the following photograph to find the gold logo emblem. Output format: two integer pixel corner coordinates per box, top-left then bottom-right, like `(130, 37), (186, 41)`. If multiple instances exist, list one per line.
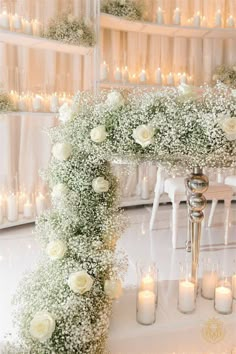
(202, 317), (225, 344)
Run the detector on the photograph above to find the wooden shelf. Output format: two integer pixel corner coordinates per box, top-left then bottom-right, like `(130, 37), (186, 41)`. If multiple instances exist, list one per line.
(0, 111), (58, 116)
(101, 13), (236, 39)
(0, 29), (94, 55)
(0, 216), (35, 230)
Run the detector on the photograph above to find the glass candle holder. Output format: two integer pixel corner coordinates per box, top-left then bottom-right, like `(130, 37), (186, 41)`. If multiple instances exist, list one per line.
(178, 262), (196, 314)
(136, 262), (158, 325)
(214, 275), (233, 315)
(201, 259), (219, 300)
(232, 261), (236, 300)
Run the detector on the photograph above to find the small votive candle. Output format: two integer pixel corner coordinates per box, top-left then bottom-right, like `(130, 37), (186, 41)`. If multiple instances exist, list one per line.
(215, 9), (222, 27)
(114, 67), (122, 81)
(167, 72), (174, 86)
(7, 193), (18, 222)
(202, 271), (218, 299)
(23, 200), (34, 218)
(0, 10), (10, 29)
(193, 12), (201, 27)
(180, 72), (187, 84)
(178, 280), (195, 313)
(141, 176), (149, 200)
(50, 93), (59, 113)
(33, 95), (43, 112)
(32, 19), (41, 36)
(100, 61), (108, 81)
(137, 290), (156, 325)
(173, 7), (181, 25)
(23, 19), (32, 34)
(156, 7), (164, 25)
(36, 193), (46, 216)
(122, 66), (129, 82)
(0, 198), (3, 224)
(12, 13), (22, 31)
(139, 69), (147, 83)
(227, 15), (235, 28)
(214, 286), (233, 314)
(155, 67), (162, 85)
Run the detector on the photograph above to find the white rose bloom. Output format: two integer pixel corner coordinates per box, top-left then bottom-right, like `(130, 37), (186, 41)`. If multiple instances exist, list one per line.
(51, 183), (68, 200)
(104, 279), (123, 299)
(52, 143), (72, 161)
(92, 177), (110, 193)
(178, 83), (193, 95)
(231, 89), (236, 98)
(221, 116), (236, 141)
(68, 270), (93, 294)
(46, 240), (67, 260)
(105, 91), (125, 109)
(133, 125), (154, 147)
(90, 125), (107, 143)
(29, 311), (55, 342)
(58, 103), (72, 123)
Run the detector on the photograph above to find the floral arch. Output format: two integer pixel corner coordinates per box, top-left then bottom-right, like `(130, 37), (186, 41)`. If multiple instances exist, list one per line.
(8, 84), (236, 353)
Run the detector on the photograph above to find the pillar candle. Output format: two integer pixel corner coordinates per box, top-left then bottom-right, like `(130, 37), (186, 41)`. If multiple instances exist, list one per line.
(155, 68), (162, 85)
(139, 70), (147, 83)
(18, 95), (26, 111)
(23, 200), (34, 218)
(141, 274), (155, 292)
(50, 93), (59, 113)
(156, 7), (164, 25)
(7, 194), (18, 222)
(12, 13), (22, 31)
(23, 19), (32, 35)
(227, 16), (235, 28)
(215, 286), (232, 313)
(141, 177), (149, 199)
(33, 95), (43, 112)
(0, 200), (3, 224)
(137, 290), (156, 325)
(215, 10), (222, 27)
(180, 73), (187, 84)
(114, 67), (122, 81)
(193, 12), (201, 27)
(167, 72), (174, 85)
(178, 280), (195, 313)
(0, 10), (10, 30)
(32, 20), (41, 36)
(173, 8), (181, 25)
(232, 274), (236, 299)
(202, 271), (218, 299)
(122, 66), (129, 82)
(100, 61), (108, 81)
(18, 192), (26, 213)
(36, 193), (46, 216)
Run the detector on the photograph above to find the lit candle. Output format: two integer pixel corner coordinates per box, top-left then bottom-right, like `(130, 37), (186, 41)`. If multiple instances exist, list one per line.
(178, 280), (195, 313)
(188, 75), (193, 85)
(122, 66), (129, 82)
(131, 74), (137, 83)
(7, 193), (18, 222)
(227, 15), (235, 28)
(202, 271), (218, 299)
(114, 67), (122, 81)
(33, 95), (43, 112)
(23, 200), (34, 218)
(137, 290), (156, 325)
(36, 193), (46, 216)
(141, 177), (149, 199)
(100, 61), (108, 81)
(18, 94), (26, 111)
(23, 18), (32, 34)
(32, 19), (41, 36)
(173, 7), (181, 25)
(0, 10), (10, 30)
(180, 72), (187, 84)
(215, 9), (222, 27)
(139, 69), (147, 83)
(156, 7), (164, 25)
(0, 198), (3, 224)
(167, 72), (174, 85)
(155, 67), (162, 85)
(50, 93), (59, 113)
(201, 16), (207, 27)
(12, 13), (22, 31)
(141, 274), (155, 291)
(193, 12), (201, 27)
(232, 274), (236, 299)
(18, 191), (26, 213)
(215, 286), (232, 314)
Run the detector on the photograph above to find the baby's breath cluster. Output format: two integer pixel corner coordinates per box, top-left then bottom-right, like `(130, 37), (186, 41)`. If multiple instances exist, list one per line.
(213, 64), (236, 88)
(7, 83), (236, 353)
(101, 0), (144, 21)
(43, 12), (95, 47)
(0, 92), (15, 112)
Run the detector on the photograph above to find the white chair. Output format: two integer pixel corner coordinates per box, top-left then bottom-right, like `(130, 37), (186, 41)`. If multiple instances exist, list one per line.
(150, 168), (233, 248)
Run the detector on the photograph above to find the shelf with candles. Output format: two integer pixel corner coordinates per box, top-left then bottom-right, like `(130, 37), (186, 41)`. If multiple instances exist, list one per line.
(0, 111), (58, 117)
(100, 13), (236, 39)
(0, 215), (35, 230)
(0, 28), (93, 55)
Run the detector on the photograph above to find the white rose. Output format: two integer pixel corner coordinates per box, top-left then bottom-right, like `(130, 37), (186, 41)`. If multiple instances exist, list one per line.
(90, 125), (107, 143)
(105, 91), (125, 109)
(68, 270), (93, 294)
(29, 311), (55, 342)
(51, 183), (68, 200)
(221, 117), (236, 141)
(58, 103), (72, 123)
(178, 83), (194, 95)
(231, 89), (236, 97)
(46, 240), (67, 260)
(92, 177), (110, 193)
(52, 143), (72, 161)
(133, 125), (154, 147)
(104, 279), (123, 299)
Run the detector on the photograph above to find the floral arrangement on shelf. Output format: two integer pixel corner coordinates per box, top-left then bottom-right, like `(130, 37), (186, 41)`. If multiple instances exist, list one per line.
(42, 12), (96, 47)
(212, 64), (236, 88)
(101, 0), (144, 21)
(5, 83), (236, 353)
(0, 92), (15, 112)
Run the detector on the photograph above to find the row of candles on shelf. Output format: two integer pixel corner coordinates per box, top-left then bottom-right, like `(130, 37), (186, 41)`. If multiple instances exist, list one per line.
(0, 9), (41, 35)
(9, 90), (73, 113)
(0, 190), (48, 224)
(137, 260), (236, 326)
(101, 62), (193, 86)
(156, 7), (235, 28)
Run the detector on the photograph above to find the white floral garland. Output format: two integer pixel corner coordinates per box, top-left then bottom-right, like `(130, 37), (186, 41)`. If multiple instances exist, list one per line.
(6, 83), (236, 353)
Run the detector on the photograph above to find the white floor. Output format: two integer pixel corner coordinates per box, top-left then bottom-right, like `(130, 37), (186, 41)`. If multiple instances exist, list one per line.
(1, 202), (236, 353)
